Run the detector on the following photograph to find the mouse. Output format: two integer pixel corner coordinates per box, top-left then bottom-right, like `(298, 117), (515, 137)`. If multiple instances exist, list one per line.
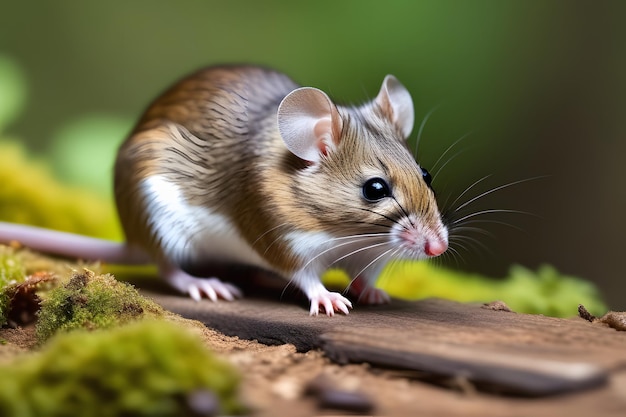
(0, 65), (448, 316)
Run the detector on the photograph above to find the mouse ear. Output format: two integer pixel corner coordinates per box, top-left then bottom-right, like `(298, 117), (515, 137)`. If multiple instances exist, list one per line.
(375, 75), (414, 139)
(278, 87), (343, 163)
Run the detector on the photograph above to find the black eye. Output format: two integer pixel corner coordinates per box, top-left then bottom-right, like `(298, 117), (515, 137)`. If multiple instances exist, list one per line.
(362, 177), (391, 202)
(421, 167), (433, 188)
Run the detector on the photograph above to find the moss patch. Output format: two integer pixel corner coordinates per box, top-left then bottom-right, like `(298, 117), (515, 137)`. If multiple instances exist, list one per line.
(0, 140), (121, 240)
(1, 250), (244, 415)
(324, 262), (608, 318)
(0, 245), (27, 326)
(36, 269), (163, 343)
(0, 245), (25, 286)
(1, 244), (104, 328)
(0, 320), (242, 416)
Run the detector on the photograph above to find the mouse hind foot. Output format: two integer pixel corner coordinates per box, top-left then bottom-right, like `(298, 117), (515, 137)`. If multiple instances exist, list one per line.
(161, 265), (243, 301)
(348, 275), (391, 305)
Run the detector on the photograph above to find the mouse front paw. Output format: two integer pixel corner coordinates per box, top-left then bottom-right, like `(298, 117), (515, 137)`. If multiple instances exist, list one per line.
(309, 291), (353, 316)
(163, 268), (243, 301)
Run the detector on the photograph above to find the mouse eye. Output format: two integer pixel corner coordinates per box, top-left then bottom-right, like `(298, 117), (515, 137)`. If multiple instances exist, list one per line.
(362, 177), (391, 202)
(421, 167), (433, 188)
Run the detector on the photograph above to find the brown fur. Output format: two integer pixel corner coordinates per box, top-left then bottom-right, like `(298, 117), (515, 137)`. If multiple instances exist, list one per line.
(114, 65), (442, 275)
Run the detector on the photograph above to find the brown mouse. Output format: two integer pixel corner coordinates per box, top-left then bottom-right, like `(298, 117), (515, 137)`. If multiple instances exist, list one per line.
(0, 65), (448, 315)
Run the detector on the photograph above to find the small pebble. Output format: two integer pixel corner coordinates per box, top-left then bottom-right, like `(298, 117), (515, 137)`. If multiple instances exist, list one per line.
(306, 373), (375, 413)
(186, 389), (219, 417)
(319, 389), (375, 414)
(482, 300), (512, 312)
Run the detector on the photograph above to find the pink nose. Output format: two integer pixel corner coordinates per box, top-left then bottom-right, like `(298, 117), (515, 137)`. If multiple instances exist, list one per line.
(425, 239), (447, 257)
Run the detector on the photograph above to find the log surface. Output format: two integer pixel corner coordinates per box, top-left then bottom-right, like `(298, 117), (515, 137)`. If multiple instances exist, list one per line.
(142, 284), (626, 398)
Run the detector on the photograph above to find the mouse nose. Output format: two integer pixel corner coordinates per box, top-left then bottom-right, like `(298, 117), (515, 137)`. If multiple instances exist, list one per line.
(425, 239), (447, 257)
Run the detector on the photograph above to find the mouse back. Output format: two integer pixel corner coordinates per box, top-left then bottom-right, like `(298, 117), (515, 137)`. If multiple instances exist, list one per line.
(114, 66), (300, 267)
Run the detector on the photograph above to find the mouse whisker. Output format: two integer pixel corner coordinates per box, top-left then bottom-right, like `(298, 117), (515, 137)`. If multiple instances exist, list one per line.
(444, 174), (493, 213)
(430, 132), (473, 175)
(252, 222), (291, 247)
(319, 232), (391, 243)
(440, 175), (546, 261)
(431, 147), (473, 182)
(328, 240), (392, 267)
(262, 233), (290, 256)
(300, 234), (390, 271)
(448, 234), (494, 256)
(446, 238), (471, 257)
(413, 105), (441, 156)
(354, 206), (412, 235)
(449, 226), (496, 239)
(312, 233), (390, 253)
(450, 209), (533, 225)
(280, 275), (299, 303)
(349, 247), (403, 301)
(356, 207), (398, 225)
(279, 234), (391, 301)
(452, 176), (547, 213)
(452, 219), (527, 233)
(391, 197), (414, 228)
(441, 244), (464, 267)
(346, 246), (398, 293)
(427, 252), (444, 269)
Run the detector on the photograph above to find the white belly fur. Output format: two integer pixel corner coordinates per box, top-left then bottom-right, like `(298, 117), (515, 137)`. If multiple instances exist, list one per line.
(139, 175), (270, 269)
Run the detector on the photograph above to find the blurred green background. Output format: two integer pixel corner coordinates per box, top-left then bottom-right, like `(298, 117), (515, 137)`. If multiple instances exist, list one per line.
(0, 1), (624, 308)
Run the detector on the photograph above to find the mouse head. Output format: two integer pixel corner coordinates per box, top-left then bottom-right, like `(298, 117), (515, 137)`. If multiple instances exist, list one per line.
(277, 75), (448, 261)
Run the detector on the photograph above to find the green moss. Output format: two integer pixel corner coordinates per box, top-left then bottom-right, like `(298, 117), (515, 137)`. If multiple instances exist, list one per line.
(1, 244), (107, 328)
(498, 264), (607, 317)
(0, 245), (27, 326)
(0, 320), (242, 416)
(0, 140), (121, 240)
(36, 269), (163, 343)
(0, 245), (26, 287)
(1, 251), (243, 414)
(325, 261), (608, 318)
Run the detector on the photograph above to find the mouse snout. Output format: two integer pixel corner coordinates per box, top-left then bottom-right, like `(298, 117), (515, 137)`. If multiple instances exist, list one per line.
(392, 214), (449, 259)
(424, 238), (448, 257)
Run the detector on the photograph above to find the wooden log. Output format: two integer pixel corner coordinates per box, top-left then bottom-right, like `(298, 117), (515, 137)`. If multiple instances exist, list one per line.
(142, 285), (626, 397)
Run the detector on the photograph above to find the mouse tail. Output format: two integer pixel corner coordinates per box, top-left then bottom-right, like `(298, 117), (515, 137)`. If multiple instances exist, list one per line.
(0, 222), (151, 265)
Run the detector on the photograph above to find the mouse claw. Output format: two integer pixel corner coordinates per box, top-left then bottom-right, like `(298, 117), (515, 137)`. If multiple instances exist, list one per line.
(309, 292), (353, 316)
(163, 267), (242, 302)
(188, 285), (202, 302)
(198, 278), (242, 301)
(197, 281), (218, 302)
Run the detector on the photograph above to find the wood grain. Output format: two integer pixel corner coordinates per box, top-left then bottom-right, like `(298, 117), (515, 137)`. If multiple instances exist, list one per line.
(141, 284), (626, 397)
